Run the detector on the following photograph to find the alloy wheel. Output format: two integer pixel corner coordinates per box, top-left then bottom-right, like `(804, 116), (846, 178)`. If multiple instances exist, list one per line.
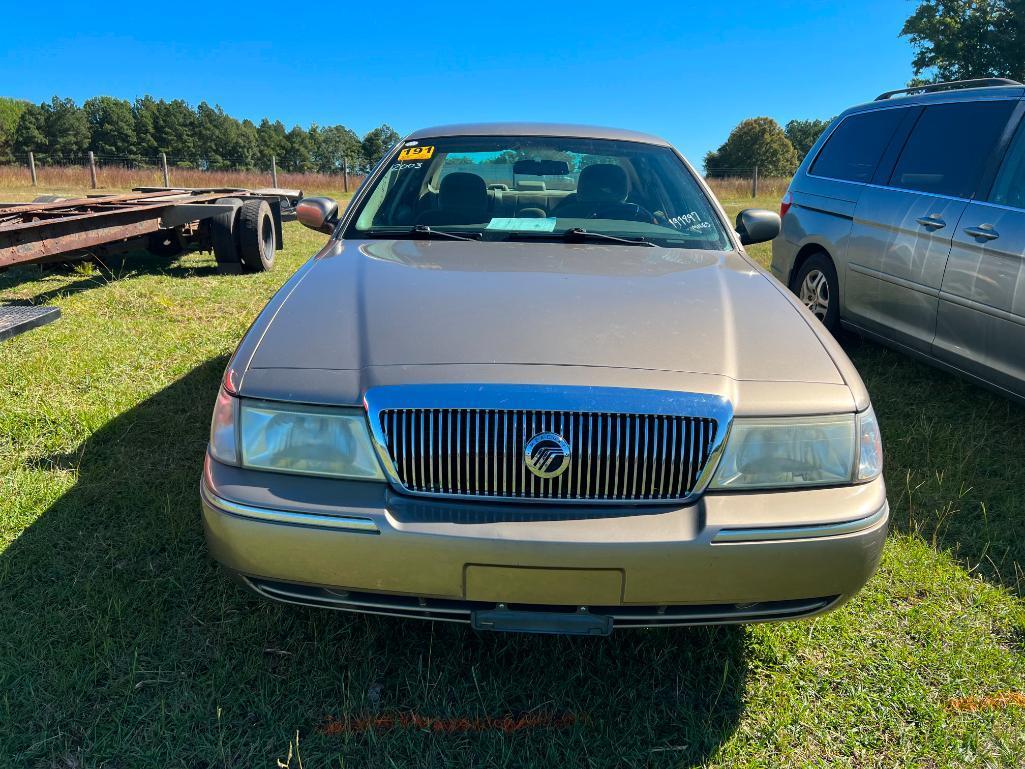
(799, 269), (830, 321)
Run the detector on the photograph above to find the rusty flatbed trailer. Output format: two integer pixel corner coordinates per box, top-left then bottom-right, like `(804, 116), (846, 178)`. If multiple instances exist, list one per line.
(0, 186), (302, 273)
(0, 186), (302, 340)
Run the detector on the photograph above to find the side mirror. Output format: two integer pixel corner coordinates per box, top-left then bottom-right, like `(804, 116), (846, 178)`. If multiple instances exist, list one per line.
(296, 197), (339, 234)
(735, 208), (781, 246)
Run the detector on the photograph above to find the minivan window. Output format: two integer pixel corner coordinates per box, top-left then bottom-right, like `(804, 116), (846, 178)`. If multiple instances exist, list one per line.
(810, 109), (905, 183)
(888, 100), (1016, 199)
(990, 118), (1025, 209)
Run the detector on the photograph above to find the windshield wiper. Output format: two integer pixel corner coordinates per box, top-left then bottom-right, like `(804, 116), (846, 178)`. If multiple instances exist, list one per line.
(361, 226), (482, 241)
(498, 228), (654, 247)
(562, 228), (654, 247)
(410, 225), (481, 241)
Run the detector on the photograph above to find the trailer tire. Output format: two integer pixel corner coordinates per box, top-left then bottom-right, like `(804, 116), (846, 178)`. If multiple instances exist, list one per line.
(238, 199), (276, 272)
(32, 195), (66, 203)
(210, 197), (244, 275)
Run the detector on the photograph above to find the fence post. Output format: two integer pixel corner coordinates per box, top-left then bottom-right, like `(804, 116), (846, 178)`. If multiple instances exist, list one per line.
(342, 158), (349, 193)
(88, 151), (98, 189)
(751, 165), (759, 198)
(161, 153), (170, 187)
(271, 155), (279, 188)
(28, 152), (37, 186)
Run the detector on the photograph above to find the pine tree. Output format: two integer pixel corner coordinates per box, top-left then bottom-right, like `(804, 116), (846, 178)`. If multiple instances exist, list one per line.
(132, 96), (160, 158)
(84, 96), (137, 159)
(44, 97), (90, 162)
(12, 103), (47, 157)
(360, 124), (400, 172)
(0, 97), (29, 162)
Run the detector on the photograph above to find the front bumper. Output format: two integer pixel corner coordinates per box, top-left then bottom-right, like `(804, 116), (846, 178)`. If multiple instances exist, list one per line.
(201, 455), (888, 629)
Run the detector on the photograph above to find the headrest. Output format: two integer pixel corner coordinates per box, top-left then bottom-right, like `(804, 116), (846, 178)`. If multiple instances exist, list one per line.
(515, 179), (547, 191)
(439, 172), (488, 212)
(576, 164), (628, 203)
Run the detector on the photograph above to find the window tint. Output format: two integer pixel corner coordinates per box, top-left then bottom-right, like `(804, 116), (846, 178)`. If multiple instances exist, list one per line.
(990, 118), (1025, 209)
(810, 109), (905, 182)
(889, 101), (1015, 199)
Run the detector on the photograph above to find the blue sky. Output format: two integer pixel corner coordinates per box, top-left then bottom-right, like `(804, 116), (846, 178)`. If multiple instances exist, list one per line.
(4, 1), (915, 164)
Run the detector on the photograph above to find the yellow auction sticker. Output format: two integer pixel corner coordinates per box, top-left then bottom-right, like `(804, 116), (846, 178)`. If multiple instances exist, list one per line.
(398, 145), (434, 162)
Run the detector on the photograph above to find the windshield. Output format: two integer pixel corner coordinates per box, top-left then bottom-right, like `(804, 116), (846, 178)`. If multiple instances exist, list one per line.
(344, 135), (731, 250)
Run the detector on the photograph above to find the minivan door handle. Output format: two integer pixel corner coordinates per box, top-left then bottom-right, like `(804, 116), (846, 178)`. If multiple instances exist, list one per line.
(915, 215), (946, 230)
(964, 224), (999, 241)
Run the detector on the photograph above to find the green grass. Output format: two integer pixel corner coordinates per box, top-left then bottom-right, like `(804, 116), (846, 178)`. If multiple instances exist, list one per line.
(1, 191), (1025, 767)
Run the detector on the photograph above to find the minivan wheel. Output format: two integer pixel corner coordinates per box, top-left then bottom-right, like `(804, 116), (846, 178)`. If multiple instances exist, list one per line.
(793, 252), (839, 332)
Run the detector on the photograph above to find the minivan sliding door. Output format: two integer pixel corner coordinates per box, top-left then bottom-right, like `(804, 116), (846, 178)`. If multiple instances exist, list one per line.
(843, 100), (1018, 352)
(934, 106), (1025, 399)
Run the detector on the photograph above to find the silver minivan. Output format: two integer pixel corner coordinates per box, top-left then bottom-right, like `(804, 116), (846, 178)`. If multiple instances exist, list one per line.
(772, 78), (1025, 403)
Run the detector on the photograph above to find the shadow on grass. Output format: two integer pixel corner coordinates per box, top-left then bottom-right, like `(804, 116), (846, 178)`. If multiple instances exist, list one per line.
(0, 358), (746, 768)
(844, 335), (1025, 594)
(0, 247), (219, 304)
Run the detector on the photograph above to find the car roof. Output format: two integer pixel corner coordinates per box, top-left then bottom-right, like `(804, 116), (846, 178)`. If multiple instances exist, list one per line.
(404, 122), (671, 147)
(844, 84), (1025, 117)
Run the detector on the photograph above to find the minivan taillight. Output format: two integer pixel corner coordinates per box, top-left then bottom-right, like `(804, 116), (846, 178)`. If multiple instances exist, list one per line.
(780, 190), (793, 219)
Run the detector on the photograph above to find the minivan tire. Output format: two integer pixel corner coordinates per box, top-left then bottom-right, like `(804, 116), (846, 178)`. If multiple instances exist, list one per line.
(793, 252), (839, 332)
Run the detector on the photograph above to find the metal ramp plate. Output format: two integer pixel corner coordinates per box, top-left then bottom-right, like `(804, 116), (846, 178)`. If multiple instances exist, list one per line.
(0, 305), (60, 342)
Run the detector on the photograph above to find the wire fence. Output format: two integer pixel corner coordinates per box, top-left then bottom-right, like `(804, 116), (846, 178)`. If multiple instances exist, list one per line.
(0, 152), (784, 201)
(0, 152), (364, 195)
(703, 167), (790, 200)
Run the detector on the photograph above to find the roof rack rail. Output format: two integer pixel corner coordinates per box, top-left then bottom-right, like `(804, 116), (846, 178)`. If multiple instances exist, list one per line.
(875, 78), (1023, 101)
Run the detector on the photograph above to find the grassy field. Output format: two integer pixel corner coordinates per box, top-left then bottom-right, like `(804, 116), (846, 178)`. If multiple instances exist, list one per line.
(1, 188), (1025, 767)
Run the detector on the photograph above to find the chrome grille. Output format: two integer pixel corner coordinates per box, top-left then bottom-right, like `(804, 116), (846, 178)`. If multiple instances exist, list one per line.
(378, 409), (717, 502)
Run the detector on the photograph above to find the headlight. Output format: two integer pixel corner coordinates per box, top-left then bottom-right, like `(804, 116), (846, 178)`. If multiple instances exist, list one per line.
(208, 392), (385, 480)
(239, 401), (385, 480)
(710, 408), (882, 490)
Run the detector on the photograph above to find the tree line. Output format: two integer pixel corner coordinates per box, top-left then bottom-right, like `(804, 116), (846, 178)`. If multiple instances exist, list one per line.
(0, 95), (400, 173)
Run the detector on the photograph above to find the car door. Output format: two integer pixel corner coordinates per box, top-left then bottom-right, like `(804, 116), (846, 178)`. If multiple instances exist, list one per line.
(934, 103), (1025, 398)
(843, 99), (1019, 353)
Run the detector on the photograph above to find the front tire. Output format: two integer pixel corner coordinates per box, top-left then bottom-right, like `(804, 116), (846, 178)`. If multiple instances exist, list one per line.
(793, 252), (839, 332)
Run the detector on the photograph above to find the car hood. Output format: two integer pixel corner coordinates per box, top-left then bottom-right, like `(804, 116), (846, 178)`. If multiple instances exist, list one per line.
(243, 238), (844, 391)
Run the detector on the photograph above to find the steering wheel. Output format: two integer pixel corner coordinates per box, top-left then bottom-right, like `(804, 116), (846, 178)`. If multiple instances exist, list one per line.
(591, 201), (656, 223)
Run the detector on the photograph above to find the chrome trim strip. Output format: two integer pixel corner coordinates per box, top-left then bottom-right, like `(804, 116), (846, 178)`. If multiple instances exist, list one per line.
(247, 578), (835, 626)
(202, 486), (379, 533)
(712, 503), (888, 544)
(364, 384), (734, 506)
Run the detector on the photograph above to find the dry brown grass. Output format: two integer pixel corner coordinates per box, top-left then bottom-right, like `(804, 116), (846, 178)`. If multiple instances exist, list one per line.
(705, 175), (790, 201)
(0, 164), (364, 193)
(0, 161), (784, 207)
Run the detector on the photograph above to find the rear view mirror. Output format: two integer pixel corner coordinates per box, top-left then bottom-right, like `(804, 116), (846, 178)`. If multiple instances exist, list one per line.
(296, 197), (339, 234)
(735, 208), (781, 246)
(513, 159), (571, 176)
